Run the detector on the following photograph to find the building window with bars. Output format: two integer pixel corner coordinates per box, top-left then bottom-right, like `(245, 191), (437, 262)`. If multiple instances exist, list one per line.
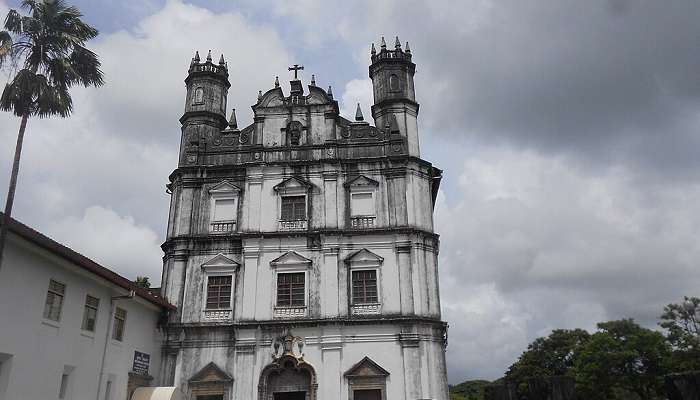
(112, 307), (127, 341)
(280, 195), (306, 221)
(352, 270), (379, 304)
(276, 272), (305, 307)
(206, 276), (232, 309)
(81, 295), (100, 332)
(43, 280), (66, 322)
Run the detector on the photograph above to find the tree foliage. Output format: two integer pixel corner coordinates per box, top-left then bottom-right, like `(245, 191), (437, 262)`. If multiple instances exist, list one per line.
(659, 296), (700, 372)
(505, 328), (590, 383)
(0, 0), (104, 118)
(574, 319), (670, 400)
(134, 276), (151, 289)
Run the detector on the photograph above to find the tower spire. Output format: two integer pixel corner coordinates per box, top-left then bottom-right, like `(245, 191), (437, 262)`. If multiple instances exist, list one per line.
(380, 36), (386, 49)
(405, 42), (411, 54)
(355, 103), (364, 121)
(274, 76), (280, 88)
(395, 36), (401, 49)
(219, 54), (225, 65)
(311, 74), (316, 86)
(371, 43), (376, 55)
(193, 51), (200, 63)
(258, 90), (263, 101)
(327, 85), (333, 99)
(206, 50), (212, 62)
(228, 108), (238, 129)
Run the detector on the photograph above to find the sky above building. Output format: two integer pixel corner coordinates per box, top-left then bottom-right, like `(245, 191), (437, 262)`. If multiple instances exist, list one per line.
(1, 0), (700, 383)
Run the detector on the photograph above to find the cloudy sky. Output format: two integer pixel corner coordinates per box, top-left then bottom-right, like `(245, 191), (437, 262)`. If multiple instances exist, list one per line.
(2, 0), (700, 383)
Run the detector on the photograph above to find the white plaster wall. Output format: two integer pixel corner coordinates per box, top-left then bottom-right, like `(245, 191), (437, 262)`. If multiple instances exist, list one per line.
(0, 234), (164, 400)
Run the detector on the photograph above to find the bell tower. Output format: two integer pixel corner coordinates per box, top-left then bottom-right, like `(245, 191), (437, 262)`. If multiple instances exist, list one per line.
(178, 50), (230, 165)
(369, 36), (420, 157)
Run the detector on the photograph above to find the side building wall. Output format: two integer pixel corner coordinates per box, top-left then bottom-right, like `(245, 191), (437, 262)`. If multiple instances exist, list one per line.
(0, 231), (166, 400)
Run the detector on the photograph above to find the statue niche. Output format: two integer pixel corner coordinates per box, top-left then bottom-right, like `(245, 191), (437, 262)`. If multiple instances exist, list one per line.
(258, 334), (317, 400)
(284, 121), (305, 146)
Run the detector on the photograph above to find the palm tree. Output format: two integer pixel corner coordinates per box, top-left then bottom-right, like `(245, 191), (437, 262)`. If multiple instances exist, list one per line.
(0, 0), (103, 270)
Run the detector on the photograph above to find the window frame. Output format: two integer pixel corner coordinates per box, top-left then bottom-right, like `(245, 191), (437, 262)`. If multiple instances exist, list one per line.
(350, 191), (376, 217)
(200, 253), (239, 321)
(205, 275), (233, 310)
(351, 269), (379, 305)
(275, 271), (306, 307)
(81, 294), (100, 332)
(279, 194), (307, 221)
(112, 307), (127, 342)
(193, 86), (204, 105)
(43, 279), (66, 322)
(270, 251), (312, 318)
(208, 181), (240, 233)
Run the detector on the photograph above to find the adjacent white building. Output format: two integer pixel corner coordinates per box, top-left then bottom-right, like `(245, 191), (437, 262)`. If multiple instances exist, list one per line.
(0, 216), (175, 400)
(160, 38), (448, 400)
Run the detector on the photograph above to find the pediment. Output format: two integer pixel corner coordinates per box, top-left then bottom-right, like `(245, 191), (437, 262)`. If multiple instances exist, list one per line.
(345, 175), (379, 188)
(344, 356), (390, 378)
(274, 176), (313, 192)
(257, 88), (285, 108)
(202, 253), (240, 271)
(306, 86), (332, 105)
(188, 362), (233, 383)
(209, 180), (240, 194)
(270, 251), (312, 267)
(345, 248), (383, 264)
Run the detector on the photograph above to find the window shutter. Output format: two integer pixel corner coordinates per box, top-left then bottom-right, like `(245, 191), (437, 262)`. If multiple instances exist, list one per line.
(213, 199), (236, 221)
(351, 193), (374, 216)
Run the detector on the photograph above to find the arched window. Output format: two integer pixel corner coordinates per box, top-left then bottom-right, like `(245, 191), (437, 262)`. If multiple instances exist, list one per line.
(389, 74), (399, 92)
(193, 87), (204, 104)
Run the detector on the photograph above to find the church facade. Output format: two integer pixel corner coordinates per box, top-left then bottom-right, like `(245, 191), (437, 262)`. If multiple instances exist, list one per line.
(160, 37), (448, 400)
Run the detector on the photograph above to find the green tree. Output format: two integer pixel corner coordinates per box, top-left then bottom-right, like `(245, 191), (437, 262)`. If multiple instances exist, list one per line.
(0, 0), (103, 270)
(574, 319), (670, 400)
(505, 328), (590, 382)
(449, 380), (490, 400)
(659, 296), (700, 371)
(134, 276), (151, 289)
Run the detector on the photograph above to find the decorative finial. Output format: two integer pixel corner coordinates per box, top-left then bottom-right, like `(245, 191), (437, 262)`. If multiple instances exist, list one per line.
(258, 90), (263, 101)
(371, 43), (376, 55)
(405, 42), (411, 54)
(311, 74), (316, 86)
(206, 50), (212, 62)
(274, 76), (280, 88)
(219, 54), (225, 65)
(395, 36), (401, 49)
(193, 51), (200, 63)
(228, 108), (238, 129)
(355, 103), (364, 121)
(327, 85), (333, 98)
(380, 36), (386, 49)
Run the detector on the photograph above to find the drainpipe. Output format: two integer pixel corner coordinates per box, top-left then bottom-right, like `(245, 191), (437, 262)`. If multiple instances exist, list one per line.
(96, 290), (135, 400)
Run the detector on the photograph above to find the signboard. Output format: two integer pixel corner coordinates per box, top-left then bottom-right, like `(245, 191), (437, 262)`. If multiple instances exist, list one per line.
(132, 351), (150, 375)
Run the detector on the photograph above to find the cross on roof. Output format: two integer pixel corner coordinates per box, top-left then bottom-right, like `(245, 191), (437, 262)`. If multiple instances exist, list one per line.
(288, 64), (304, 80)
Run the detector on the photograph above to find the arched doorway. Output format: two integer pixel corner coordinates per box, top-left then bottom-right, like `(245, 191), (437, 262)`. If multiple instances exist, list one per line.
(258, 335), (317, 400)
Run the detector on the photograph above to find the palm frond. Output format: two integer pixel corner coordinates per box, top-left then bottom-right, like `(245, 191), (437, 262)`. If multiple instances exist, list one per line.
(0, 31), (12, 67)
(4, 10), (23, 34)
(69, 44), (103, 87)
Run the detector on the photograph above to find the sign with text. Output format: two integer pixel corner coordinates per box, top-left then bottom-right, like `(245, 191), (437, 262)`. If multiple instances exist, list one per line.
(132, 351), (150, 375)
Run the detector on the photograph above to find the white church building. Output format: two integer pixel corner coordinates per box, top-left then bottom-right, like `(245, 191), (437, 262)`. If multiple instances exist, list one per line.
(159, 37), (448, 400)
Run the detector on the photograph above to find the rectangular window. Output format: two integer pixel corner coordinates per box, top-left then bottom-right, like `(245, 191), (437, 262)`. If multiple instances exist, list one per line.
(353, 389), (381, 400)
(276, 272), (305, 307)
(352, 270), (378, 304)
(213, 198), (236, 221)
(81, 295), (100, 332)
(43, 280), (66, 321)
(112, 307), (127, 341)
(351, 192), (374, 216)
(280, 196), (306, 221)
(206, 276), (232, 309)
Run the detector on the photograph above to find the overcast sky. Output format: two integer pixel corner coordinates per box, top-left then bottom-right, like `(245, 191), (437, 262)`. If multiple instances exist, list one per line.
(2, 0), (700, 383)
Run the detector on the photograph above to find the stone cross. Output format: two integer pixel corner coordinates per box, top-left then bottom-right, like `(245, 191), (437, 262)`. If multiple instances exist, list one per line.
(288, 64), (304, 80)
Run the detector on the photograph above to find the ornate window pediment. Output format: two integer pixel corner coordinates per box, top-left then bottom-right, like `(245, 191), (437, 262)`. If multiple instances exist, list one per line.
(201, 253), (240, 273)
(274, 176), (313, 193)
(344, 356), (390, 378)
(209, 180), (240, 195)
(345, 175), (379, 188)
(270, 251), (312, 269)
(188, 362), (233, 399)
(345, 248), (383, 266)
